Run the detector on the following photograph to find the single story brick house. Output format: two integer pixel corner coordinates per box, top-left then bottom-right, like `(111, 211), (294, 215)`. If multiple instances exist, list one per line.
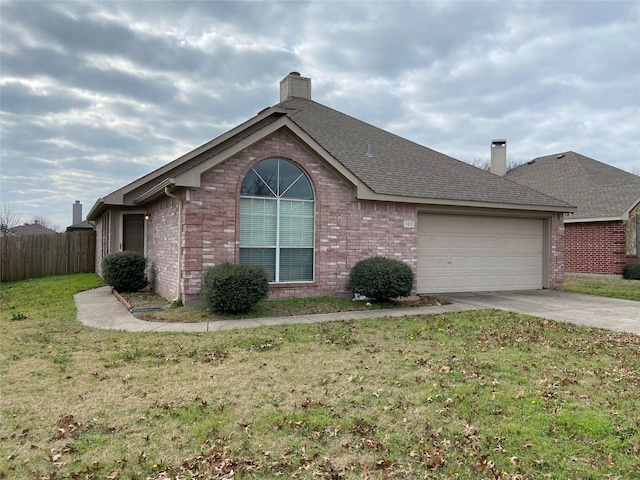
(87, 73), (572, 304)
(506, 152), (640, 277)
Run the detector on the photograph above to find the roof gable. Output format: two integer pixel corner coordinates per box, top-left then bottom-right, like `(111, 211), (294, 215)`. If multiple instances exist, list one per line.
(506, 151), (640, 221)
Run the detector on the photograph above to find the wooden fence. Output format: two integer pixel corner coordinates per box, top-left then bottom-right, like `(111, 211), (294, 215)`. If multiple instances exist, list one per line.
(0, 230), (96, 283)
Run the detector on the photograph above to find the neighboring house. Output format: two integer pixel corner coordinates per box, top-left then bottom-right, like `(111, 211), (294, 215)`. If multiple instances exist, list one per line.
(66, 220), (95, 232)
(66, 201), (95, 232)
(5, 223), (58, 237)
(87, 72), (572, 304)
(506, 152), (640, 277)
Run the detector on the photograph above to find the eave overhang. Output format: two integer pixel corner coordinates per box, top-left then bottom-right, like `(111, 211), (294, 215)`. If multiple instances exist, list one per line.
(134, 178), (176, 205)
(355, 188), (575, 214)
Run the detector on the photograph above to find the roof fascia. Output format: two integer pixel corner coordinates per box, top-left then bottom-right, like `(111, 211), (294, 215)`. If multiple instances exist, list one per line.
(133, 178), (176, 205)
(565, 216), (624, 223)
(86, 198), (106, 221)
(355, 189), (574, 213)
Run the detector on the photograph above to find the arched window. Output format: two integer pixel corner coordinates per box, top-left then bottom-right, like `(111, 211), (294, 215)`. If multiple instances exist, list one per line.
(240, 158), (314, 282)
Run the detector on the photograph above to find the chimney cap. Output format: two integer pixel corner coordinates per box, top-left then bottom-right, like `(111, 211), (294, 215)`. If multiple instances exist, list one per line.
(289, 71), (301, 76)
(491, 139), (507, 146)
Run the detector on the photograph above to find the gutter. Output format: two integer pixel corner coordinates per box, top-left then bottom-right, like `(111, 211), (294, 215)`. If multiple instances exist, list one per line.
(163, 186), (183, 303)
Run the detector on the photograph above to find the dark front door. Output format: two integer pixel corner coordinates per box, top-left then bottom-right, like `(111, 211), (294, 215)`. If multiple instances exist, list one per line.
(122, 214), (145, 255)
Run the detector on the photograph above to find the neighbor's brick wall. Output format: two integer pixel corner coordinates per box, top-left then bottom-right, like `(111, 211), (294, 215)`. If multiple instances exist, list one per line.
(565, 220), (636, 275)
(146, 196), (181, 301)
(179, 130), (418, 304)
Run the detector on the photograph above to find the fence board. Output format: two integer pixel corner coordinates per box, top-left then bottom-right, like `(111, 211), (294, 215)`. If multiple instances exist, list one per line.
(0, 231), (96, 282)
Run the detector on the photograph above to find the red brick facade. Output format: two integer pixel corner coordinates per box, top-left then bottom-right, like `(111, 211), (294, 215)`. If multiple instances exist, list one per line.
(168, 130), (420, 304)
(565, 220), (637, 276)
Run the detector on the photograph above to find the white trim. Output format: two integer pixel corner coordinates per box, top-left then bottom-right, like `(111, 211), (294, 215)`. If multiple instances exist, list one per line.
(564, 216), (626, 223)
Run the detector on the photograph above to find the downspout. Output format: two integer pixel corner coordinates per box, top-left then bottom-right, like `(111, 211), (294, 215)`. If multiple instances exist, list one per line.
(164, 186), (183, 303)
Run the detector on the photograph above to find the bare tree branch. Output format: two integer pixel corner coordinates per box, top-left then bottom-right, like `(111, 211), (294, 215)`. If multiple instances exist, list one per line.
(0, 204), (22, 233)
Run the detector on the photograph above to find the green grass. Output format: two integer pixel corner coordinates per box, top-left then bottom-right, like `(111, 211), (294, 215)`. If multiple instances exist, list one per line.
(563, 275), (640, 301)
(1, 274), (639, 479)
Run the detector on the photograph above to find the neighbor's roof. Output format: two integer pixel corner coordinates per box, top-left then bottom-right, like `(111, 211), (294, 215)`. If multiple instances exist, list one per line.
(8, 223), (58, 236)
(88, 97), (573, 220)
(506, 151), (640, 221)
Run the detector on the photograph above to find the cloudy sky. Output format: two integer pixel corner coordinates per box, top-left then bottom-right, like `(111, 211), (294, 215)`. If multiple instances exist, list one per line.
(1, 0), (639, 230)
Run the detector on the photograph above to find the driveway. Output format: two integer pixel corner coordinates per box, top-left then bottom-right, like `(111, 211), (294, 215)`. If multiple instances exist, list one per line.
(440, 290), (640, 335)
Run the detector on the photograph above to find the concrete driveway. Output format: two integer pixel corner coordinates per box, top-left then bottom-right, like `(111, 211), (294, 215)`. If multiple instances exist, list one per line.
(440, 290), (640, 335)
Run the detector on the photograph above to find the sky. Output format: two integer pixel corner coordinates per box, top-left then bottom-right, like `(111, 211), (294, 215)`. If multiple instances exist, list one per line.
(1, 0), (639, 230)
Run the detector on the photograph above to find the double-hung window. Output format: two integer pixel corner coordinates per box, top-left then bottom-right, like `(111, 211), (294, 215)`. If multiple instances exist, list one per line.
(239, 158), (314, 282)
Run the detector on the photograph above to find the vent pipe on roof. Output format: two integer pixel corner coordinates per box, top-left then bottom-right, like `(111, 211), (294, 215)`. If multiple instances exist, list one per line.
(491, 139), (507, 176)
(280, 72), (311, 102)
(73, 200), (82, 225)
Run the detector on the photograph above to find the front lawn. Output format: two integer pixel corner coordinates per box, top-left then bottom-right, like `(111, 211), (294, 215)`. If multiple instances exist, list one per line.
(1, 274), (639, 479)
(563, 275), (640, 301)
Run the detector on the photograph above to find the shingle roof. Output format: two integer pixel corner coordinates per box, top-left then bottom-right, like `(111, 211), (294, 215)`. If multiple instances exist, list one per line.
(506, 151), (640, 220)
(8, 224), (58, 236)
(279, 97), (571, 209)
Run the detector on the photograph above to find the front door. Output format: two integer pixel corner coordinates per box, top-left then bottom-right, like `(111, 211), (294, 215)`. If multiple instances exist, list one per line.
(122, 214), (145, 255)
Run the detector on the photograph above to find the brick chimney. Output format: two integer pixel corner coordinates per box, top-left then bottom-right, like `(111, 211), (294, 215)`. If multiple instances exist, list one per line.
(491, 139), (507, 176)
(280, 72), (311, 102)
(73, 200), (82, 225)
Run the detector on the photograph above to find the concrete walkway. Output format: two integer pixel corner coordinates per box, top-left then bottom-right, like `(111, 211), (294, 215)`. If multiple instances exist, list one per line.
(74, 286), (471, 332)
(74, 286), (640, 335)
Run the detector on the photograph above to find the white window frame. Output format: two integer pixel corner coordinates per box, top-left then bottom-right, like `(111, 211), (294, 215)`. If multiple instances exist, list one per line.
(239, 159), (315, 283)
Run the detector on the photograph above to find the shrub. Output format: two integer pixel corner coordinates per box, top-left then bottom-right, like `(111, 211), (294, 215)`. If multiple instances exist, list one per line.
(623, 264), (640, 280)
(101, 251), (148, 293)
(346, 256), (414, 301)
(203, 262), (269, 313)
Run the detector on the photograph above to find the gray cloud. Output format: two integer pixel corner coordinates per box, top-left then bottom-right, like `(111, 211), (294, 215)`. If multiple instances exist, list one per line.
(1, 0), (638, 229)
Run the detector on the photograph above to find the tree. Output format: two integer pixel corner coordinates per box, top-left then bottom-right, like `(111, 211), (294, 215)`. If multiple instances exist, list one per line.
(466, 157), (529, 172)
(0, 204), (22, 234)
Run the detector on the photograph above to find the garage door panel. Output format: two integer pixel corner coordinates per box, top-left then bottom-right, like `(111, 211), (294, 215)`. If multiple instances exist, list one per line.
(417, 214), (543, 293)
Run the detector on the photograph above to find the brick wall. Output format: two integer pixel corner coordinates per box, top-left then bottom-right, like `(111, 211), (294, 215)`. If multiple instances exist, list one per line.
(178, 130), (419, 304)
(146, 196), (181, 301)
(94, 211), (111, 277)
(565, 220), (636, 275)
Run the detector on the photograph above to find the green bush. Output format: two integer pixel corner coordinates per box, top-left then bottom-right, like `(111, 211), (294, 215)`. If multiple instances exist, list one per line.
(623, 264), (640, 280)
(203, 262), (269, 313)
(101, 251), (148, 293)
(346, 256), (414, 301)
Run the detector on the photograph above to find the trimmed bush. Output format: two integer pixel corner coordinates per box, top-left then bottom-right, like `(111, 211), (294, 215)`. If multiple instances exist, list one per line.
(203, 262), (269, 313)
(623, 264), (640, 280)
(101, 251), (148, 293)
(346, 256), (414, 301)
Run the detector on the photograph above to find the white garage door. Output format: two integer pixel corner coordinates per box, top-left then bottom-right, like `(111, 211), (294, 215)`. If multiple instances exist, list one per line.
(417, 213), (543, 293)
